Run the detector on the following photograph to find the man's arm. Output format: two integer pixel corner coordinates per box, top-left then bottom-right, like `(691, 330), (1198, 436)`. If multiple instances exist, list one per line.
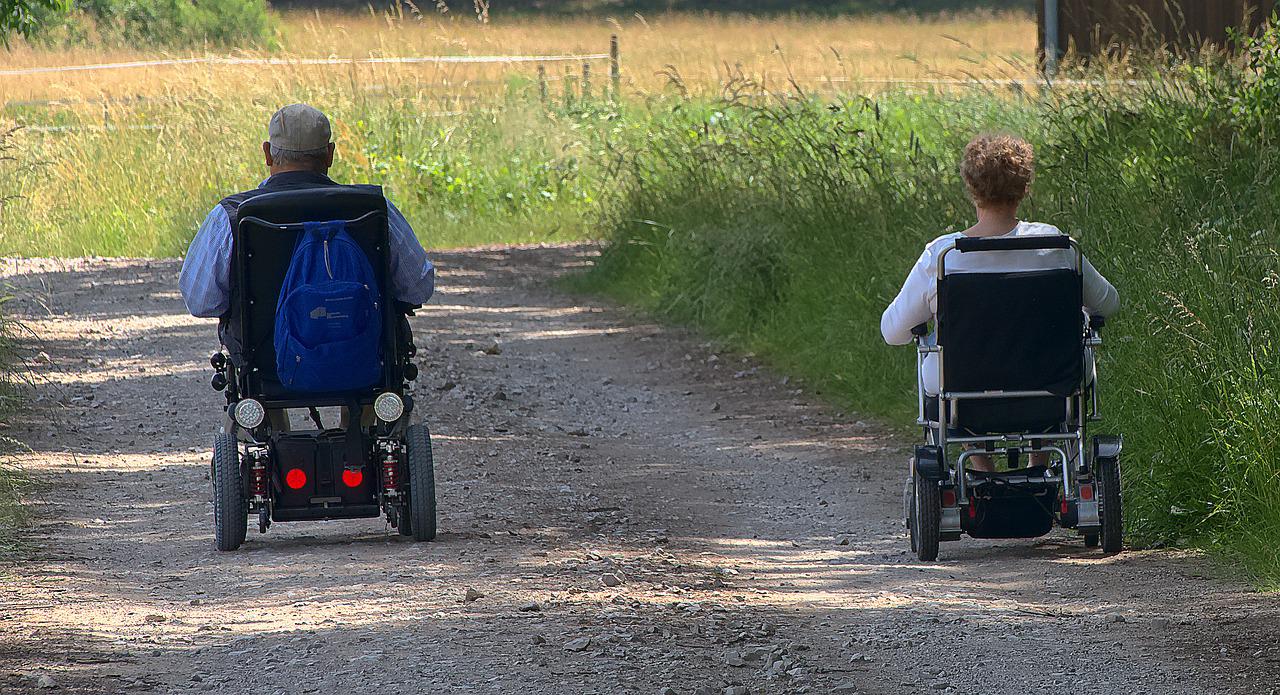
(386, 201), (435, 305)
(179, 206), (233, 318)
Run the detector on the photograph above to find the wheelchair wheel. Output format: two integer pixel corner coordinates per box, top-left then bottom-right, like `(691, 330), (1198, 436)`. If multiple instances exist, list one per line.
(212, 432), (247, 551)
(406, 423), (437, 542)
(396, 506), (413, 536)
(910, 468), (941, 562)
(1097, 455), (1123, 553)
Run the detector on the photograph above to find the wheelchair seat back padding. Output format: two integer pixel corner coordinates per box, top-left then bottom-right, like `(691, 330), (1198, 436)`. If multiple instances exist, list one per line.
(229, 187), (393, 398)
(937, 267), (1083, 434)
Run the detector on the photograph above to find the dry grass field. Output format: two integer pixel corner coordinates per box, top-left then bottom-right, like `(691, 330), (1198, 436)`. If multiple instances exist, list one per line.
(0, 10), (1036, 104)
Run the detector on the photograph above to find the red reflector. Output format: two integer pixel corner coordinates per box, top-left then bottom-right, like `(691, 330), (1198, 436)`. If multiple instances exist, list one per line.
(1061, 500), (1070, 515)
(968, 503), (977, 519)
(1080, 484), (1094, 501)
(285, 468), (307, 490)
(342, 468), (364, 488)
(941, 489), (957, 507)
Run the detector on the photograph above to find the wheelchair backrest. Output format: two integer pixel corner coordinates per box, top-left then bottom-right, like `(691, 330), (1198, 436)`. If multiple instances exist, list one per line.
(230, 187), (394, 399)
(936, 236), (1085, 398)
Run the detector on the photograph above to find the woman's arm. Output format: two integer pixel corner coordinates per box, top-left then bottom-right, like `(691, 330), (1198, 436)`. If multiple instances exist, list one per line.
(881, 247), (937, 345)
(1082, 256), (1120, 317)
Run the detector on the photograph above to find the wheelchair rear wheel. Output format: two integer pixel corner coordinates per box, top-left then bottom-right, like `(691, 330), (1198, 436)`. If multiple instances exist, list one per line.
(212, 432), (247, 551)
(396, 506), (413, 536)
(909, 468), (941, 562)
(1097, 455), (1123, 553)
(406, 423), (438, 542)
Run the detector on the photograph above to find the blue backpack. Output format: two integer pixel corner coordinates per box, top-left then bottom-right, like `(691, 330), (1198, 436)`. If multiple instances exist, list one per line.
(274, 221), (383, 393)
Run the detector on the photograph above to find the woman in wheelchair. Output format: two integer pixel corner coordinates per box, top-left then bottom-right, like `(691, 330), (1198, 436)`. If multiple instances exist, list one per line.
(880, 134), (1124, 559)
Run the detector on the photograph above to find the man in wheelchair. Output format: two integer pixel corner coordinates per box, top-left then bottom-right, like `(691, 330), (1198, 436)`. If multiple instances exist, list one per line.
(881, 135), (1122, 561)
(178, 104), (438, 550)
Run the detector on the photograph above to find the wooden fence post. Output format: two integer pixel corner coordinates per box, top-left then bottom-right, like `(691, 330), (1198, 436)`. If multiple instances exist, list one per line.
(582, 61), (591, 100)
(610, 35), (621, 100)
(564, 64), (574, 105)
(537, 64), (547, 103)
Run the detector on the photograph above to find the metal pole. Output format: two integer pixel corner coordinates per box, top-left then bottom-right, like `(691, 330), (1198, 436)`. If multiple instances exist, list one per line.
(610, 35), (621, 100)
(1044, 0), (1060, 77)
(537, 64), (547, 103)
(582, 61), (591, 100)
(564, 64), (574, 105)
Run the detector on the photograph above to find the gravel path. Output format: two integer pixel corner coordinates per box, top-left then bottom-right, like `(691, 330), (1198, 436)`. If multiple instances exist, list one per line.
(1, 246), (1277, 695)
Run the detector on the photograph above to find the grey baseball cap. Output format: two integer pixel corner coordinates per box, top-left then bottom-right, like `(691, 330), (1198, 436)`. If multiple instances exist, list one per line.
(268, 103), (331, 152)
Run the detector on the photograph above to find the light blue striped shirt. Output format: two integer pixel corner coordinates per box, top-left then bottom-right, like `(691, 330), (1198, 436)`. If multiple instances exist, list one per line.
(179, 197), (435, 318)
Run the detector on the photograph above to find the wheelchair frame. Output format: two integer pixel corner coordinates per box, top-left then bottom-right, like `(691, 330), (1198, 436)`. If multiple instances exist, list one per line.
(206, 189), (435, 550)
(907, 235), (1123, 560)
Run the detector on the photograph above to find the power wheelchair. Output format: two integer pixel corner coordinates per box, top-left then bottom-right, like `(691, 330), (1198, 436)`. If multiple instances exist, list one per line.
(206, 187), (436, 551)
(904, 235), (1123, 561)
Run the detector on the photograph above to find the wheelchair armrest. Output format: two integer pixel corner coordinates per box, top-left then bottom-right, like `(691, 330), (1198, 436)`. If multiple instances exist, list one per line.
(913, 323), (939, 353)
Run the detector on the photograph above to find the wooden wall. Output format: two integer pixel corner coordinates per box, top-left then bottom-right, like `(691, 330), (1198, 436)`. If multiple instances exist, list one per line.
(1039, 0), (1275, 58)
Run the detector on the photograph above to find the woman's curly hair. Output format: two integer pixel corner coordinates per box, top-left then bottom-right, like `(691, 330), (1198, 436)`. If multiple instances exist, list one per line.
(960, 134), (1034, 208)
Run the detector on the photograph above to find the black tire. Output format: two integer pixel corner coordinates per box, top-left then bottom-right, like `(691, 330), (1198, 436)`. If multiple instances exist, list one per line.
(1097, 456), (1123, 554)
(1084, 533), (1099, 548)
(903, 476), (915, 542)
(396, 503), (413, 536)
(212, 432), (247, 551)
(406, 423), (437, 542)
(910, 468), (941, 562)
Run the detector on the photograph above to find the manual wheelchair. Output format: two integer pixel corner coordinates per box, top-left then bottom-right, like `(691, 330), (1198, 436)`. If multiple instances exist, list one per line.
(206, 186), (435, 551)
(904, 234), (1122, 561)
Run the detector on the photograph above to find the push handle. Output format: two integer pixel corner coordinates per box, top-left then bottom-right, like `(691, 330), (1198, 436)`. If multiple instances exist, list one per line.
(954, 235), (1071, 253)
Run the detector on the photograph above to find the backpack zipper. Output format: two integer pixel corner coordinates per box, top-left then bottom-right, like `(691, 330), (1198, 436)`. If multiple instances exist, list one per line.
(323, 237), (333, 279)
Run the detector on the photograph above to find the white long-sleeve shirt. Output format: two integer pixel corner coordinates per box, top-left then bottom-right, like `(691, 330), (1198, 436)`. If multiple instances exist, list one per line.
(880, 222), (1120, 346)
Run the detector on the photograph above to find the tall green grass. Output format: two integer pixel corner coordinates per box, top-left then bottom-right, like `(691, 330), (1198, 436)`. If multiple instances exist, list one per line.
(581, 33), (1280, 581)
(0, 88), (617, 255)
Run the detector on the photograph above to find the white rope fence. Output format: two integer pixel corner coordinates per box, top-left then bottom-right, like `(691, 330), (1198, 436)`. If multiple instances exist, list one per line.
(0, 52), (612, 77)
(817, 76), (1140, 87)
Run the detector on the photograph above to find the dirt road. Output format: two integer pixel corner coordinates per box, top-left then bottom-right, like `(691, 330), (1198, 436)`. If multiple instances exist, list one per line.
(1, 247), (1277, 695)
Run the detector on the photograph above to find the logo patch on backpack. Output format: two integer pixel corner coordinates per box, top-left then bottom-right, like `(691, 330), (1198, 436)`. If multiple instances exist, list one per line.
(274, 221), (383, 393)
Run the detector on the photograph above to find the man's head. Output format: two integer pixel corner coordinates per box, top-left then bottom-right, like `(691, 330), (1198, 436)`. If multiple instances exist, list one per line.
(960, 134), (1034, 213)
(263, 103), (335, 175)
